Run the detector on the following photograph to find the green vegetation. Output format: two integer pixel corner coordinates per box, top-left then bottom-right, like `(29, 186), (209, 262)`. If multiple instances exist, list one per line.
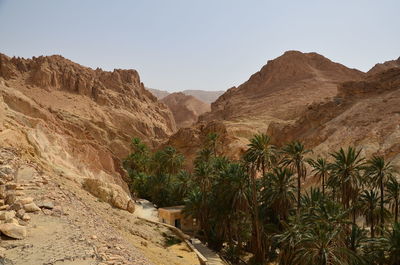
(123, 135), (400, 265)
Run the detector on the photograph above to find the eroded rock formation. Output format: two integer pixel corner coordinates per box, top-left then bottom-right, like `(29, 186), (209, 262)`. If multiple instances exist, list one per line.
(161, 92), (210, 129)
(0, 53), (176, 193)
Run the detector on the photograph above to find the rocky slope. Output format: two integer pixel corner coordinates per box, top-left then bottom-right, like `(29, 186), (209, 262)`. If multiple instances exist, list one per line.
(367, 57), (400, 75)
(0, 147), (198, 265)
(0, 53), (176, 202)
(161, 92), (210, 129)
(167, 51), (366, 166)
(268, 67), (400, 165)
(0, 53), (199, 264)
(201, 50), (364, 122)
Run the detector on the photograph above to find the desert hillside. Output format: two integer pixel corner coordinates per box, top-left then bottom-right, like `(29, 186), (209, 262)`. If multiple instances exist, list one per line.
(168, 51), (366, 166)
(161, 92), (211, 129)
(0, 53), (176, 195)
(202, 50), (365, 122)
(268, 66), (400, 166)
(367, 57), (400, 75)
(0, 53), (202, 264)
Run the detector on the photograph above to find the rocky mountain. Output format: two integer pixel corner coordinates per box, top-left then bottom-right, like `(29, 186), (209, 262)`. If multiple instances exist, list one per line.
(161, 92), (210, 129)
(0, 53), (176, 198)
(201, 50), (365, 122)
(367, 57), (400, 75)
(167, 51), (366, 166)
(182, 90), (225, 104)
(268, 67), (400, 165)
(148, 88), (224, 103)
(147, 87), (170, 99)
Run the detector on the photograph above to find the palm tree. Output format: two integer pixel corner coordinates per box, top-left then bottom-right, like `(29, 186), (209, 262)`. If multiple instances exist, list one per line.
(385, 222), (400, 265)
(282, 141), (311, 214)
(158, 146), (185, 175)
(366, 156), (394, 233)
(243, 133), (276, 175)
(291, 224), (362, 265)
(359, 190), (380, 238)
(308, 157), (329, 196)
(171, 170), (192, 203)
(387, 176), (400, 223)
(372, 223), (400, 265)
(213, 163), (249, 256)
(242, 133), (276, 263)
(262, 167), (296, 222)
(123, 137), (151, 174)
(330, 147), (365, 223)
(206, 132), (220, 156)
(277, 196), (361, 265)
(183, 188), (203, 226)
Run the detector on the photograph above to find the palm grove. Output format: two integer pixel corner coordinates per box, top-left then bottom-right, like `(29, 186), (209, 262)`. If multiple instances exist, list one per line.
(123, 134), (400, 265)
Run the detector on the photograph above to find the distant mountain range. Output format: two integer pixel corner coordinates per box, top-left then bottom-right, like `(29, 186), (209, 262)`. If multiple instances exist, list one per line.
(147, 88), (225, 104)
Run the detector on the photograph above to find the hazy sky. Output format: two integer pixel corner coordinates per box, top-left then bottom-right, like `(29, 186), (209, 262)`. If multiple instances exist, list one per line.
(0, 0), (399, 92)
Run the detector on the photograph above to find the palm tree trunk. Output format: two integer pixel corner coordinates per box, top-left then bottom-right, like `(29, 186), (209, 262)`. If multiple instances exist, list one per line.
(371, 215), (375, 238)
(250, 167), (264, 263)
(380, 175), (384, 235)
(296, 161), (301, 215)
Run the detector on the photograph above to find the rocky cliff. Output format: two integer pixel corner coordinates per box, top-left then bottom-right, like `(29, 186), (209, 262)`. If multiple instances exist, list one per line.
(161, 92), (210, 129)
(268, 67), (400, 165)
(0, 53), (176, 196)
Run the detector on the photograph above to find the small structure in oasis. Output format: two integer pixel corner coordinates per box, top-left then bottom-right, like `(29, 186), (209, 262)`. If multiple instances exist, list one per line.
(158, 205), (198, 232)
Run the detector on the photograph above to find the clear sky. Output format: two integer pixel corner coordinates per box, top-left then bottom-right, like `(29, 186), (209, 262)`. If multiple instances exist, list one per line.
(0, 0), (399, 92)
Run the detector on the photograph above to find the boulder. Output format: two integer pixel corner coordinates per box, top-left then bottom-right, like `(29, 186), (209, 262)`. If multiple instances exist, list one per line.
(37, 201), (54, 210)
(127, 200), (135, 213)
(5, 193), (16, 205)
(17, 197), (33, 205)
(5, 183), (17, 191)
(23, 202), (41, 212)
(0, 223), (27, 239)
(0, 210), (16, 221)
(0, 185), (5, 199)
(82, 178), (132, 212)
(9, 202), (22, 211)
(16, 209), (25, 218)
(22, 214), (30, 221)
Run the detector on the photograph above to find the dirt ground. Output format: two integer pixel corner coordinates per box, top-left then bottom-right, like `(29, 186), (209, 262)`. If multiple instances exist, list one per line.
(0, 148), (198, 265)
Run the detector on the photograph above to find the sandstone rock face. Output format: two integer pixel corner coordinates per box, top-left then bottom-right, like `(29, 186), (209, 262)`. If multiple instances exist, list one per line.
(0, 53), (176, 192)
(161, 92), (211, 129)
(0, 223), (27, 239)
(83, 178), (134, 212)
(167, 51), (365, 166)
(267, 67), (400, 166)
